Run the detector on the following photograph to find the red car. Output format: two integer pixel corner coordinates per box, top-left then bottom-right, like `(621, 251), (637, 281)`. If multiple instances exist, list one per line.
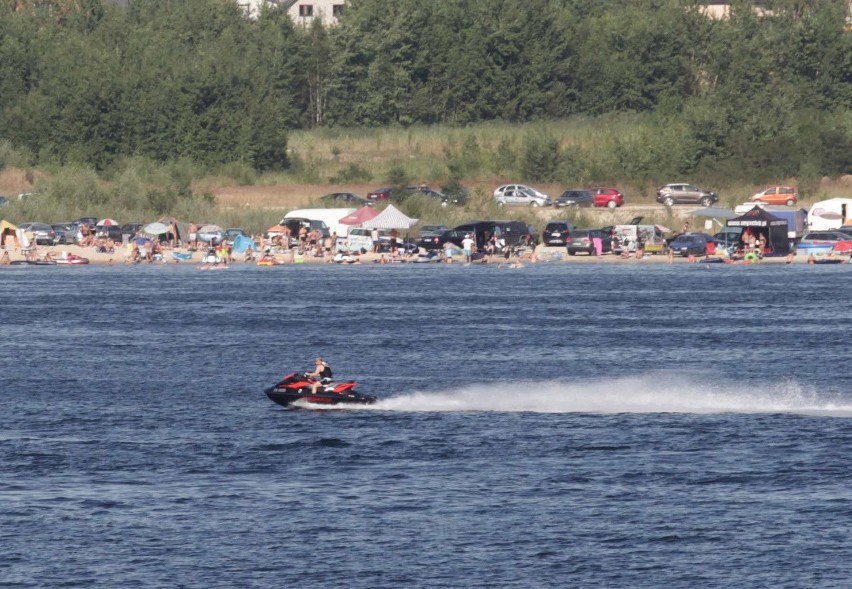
(591, 188), (624, 208)
(366, 187), (392, 200)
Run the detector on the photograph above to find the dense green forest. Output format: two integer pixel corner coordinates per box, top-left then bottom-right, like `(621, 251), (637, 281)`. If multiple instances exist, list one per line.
(0, 0), (850, 185)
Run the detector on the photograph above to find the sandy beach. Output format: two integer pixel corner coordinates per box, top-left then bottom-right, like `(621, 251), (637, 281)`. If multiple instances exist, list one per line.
(3, 243), (845, 266)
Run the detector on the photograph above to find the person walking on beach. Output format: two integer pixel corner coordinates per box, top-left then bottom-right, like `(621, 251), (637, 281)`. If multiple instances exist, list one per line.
(462, 233), (475, 263)
(371, 228), (380, 253)
(188, 223), (198, 249)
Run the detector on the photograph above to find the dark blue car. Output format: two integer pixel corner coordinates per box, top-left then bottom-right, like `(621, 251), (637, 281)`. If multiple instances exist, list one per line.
(667, 232), (715, 256)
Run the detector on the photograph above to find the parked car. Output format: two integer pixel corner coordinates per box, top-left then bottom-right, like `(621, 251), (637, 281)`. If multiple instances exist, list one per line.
(556, 189), (595, 208)
(95, 224), (123, 243)
(435, 221), (498, 249)
(73, 216), (99, 230)
(224, 228), (248, 245)
(713, 228), (743, 247)
(667, 232), (715, 256)
(344, 227), (417, 253)
(656, 184), (718, 206)
(543, 221), (574, 246)
(320, 192), (374, 207)
(366, 187), (392, 201)
(120, 223), (144, 239)
(402, 186), (467, 206)
(197, 225), (226, 244)
(750, 186), (798, 206)
(492, 220), (538, 246)
(19, 222), (57, 245)
(493, 185), (552, 207)
(565, 229), (612, 256)
(416, 224), (450, 249)
(51, 223), (77, 245)
(611, 224), (668, 254)
(268, 218), (329, 242)
(591, 187), (625, 208)
(799, 231), (852, 247)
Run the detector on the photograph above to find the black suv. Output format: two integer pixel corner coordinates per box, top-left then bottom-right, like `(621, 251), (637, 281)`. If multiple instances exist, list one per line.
(543, 220), (574, 246)
(435, 221), (498, 249)
(566, 229), (612, 255)
(493, 220), (538, 247)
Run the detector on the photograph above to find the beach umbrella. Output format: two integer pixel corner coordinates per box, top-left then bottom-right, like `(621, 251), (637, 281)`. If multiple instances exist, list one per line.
(97, 218), (118, 227)
(144, 222), (170, 235)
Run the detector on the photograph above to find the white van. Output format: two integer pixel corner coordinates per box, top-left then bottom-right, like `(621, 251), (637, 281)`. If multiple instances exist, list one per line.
(612, 224), (667, 254)
(808, 198), (852, 230)
(285, 208), (356, 238)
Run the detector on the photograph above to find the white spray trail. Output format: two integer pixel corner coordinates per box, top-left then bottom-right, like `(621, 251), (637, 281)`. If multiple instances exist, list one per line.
(365, 373), (852, 416)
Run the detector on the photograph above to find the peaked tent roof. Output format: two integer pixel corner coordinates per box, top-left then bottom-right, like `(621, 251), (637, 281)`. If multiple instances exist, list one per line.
(726, 206), (787, 227)
(726, 206), (790, 253)
(361, 204), (419, 229)
(339, 206), (380, 226)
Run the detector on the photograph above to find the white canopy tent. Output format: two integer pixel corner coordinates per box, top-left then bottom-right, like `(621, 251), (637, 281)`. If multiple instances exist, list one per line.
(361, 204), (418, 229)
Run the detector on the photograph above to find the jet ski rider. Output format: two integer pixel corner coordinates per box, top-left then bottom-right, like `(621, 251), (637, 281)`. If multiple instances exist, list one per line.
(306, 357), (333, 394)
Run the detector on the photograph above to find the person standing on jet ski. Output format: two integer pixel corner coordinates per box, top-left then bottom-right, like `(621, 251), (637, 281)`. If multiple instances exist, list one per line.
(306, 357), (333, 394)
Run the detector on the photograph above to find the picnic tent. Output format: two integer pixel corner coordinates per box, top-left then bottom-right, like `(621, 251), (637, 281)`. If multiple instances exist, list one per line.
(158, 216), (191, 244)
(361, 204), (418, 229)
(231, 234), (256, 254)
(726, 206), (789, 254)
(1, 219), (19, 248)
(340, 206), (380, 226)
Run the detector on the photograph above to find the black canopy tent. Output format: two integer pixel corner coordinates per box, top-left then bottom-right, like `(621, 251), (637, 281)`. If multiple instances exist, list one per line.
(725, 206), (789, 254)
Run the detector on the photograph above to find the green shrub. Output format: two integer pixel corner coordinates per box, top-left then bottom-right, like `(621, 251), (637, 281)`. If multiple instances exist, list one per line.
(328, 163), (373, 183)
(520, 132), (561, 182)
(216, 161), (258, 186)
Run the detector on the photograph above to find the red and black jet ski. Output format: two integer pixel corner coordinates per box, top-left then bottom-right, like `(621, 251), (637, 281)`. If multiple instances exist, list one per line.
(265, 372), (377, 408)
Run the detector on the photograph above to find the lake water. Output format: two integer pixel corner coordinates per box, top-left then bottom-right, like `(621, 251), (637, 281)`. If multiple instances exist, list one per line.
(2, 262), (851, 588)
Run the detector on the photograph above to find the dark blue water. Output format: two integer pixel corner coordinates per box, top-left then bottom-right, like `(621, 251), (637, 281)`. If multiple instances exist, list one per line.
(2, 262), (851, 588)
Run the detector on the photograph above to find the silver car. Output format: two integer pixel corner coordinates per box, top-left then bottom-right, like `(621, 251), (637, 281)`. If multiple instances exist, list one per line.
(656, 183), (718, 207)
(19, 222), (57, 245)
(493, 184), (552, 207)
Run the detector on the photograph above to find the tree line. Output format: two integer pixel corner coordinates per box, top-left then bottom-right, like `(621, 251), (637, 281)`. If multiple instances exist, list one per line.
(0, 0), (849, 183)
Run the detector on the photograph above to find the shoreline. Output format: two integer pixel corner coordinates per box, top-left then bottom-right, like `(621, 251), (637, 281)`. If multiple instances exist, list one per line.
(2, 244), (847, 266)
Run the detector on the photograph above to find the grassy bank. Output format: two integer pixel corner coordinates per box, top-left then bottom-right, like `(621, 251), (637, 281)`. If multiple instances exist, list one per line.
(2, 117), (851, 235)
